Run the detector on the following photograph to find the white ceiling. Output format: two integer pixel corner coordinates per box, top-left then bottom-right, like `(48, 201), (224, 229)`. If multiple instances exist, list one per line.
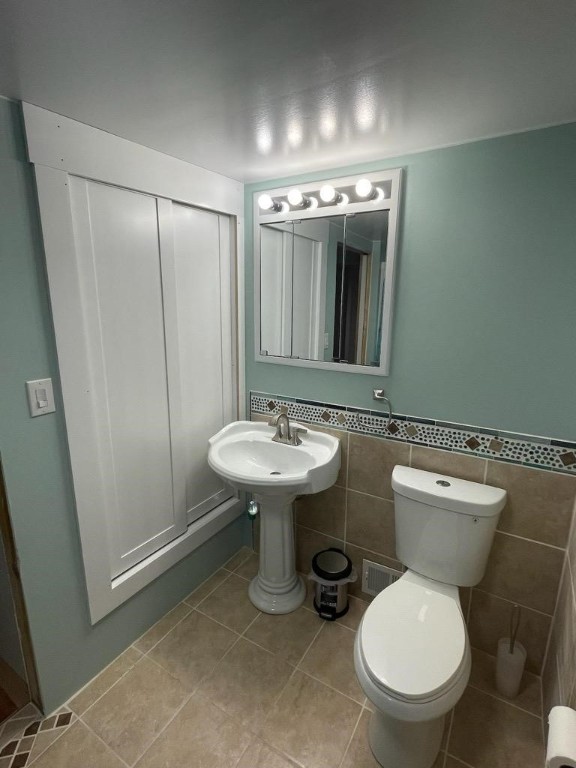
(1, 0), (576, 182)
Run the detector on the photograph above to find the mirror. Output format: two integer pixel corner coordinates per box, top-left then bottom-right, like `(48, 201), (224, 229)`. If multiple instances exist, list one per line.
(254, 169), (402, 375)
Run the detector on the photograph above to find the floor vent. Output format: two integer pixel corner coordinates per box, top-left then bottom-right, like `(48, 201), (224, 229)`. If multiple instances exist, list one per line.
(362, 559), (403, 597)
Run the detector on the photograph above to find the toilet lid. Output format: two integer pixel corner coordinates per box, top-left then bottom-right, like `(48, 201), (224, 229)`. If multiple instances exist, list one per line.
(360, 574), (466, 701)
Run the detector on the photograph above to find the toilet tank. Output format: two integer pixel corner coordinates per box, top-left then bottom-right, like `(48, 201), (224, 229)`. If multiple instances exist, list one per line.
(391, 465), (506, 587)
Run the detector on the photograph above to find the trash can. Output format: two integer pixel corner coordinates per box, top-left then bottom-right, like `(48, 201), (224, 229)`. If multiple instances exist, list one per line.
(310, 548), (357, 621)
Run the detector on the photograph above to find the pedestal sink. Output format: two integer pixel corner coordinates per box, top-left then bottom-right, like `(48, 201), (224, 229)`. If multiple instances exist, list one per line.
(208, 421), (340, 613)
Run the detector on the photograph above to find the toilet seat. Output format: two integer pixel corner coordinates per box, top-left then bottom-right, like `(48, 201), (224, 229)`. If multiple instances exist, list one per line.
(359, 571), (467, 702)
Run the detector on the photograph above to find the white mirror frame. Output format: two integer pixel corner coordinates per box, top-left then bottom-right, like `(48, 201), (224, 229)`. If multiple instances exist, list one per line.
(254, 168), (402, 375)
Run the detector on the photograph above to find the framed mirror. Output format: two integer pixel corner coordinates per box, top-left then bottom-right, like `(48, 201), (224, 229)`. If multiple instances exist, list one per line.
(254, 168), (402, 375)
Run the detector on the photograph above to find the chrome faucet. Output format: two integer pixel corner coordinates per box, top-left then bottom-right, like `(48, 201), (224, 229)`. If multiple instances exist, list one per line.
(268, 413), (307, 446)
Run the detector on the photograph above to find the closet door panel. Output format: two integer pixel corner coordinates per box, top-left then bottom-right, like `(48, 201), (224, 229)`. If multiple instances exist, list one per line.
(71, 179), (186, 576)
(171, 204), (235, 523)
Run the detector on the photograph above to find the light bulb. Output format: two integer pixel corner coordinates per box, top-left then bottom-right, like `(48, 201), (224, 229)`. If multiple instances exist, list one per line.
(372, 187), (385, 203)
(258, 193), (274, 211)
(355, 178), (373, 198)
(320, 185), (336, 203)
(287, 189), (303, 206)
(337, 193), (349, 207)
(279, 201), (290, 214)
(308, 196), (319, 209)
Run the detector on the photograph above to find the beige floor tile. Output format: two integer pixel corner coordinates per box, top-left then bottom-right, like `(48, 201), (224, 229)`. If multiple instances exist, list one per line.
(30, 721), (124, 768)
(244, 606), (321, 665)
(69, 646), (142, 715)
(196, 573), (260, 632)
(199, 638), (293, 731)
(134, 692), (252, 768)
(340, 710), (379, 768)
(223, 546), (254, 572)
(183, 569), (230, 607)
(299, 622), (364, 703)
(26, 728), (65, 764)
(449, 686), (545, 768)
(445, 757), (473, 768)
(261, 670), (361, 768)
(234, 552), (260, 581)
(469, 647), (542, 716)
(338, 596), (368, 630)
(237, 738), (300, 768)
(148, 610), (237, 691)
(133, 603), (191, 654)
(82, 656), (189, 764)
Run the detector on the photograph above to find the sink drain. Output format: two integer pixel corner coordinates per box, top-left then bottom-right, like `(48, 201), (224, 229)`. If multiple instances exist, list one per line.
(270, 471), (281, 475)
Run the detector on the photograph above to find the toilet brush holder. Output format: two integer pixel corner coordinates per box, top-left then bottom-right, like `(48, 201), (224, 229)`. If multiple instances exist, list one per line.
(495, 637), (526, 699)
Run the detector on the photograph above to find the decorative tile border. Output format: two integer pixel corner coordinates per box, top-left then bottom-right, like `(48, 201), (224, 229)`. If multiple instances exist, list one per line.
(0, 704), (75, 767)
(250, 391), (576, 475)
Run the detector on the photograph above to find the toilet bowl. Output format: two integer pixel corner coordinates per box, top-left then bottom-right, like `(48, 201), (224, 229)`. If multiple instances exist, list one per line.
(354, 465), (506, 768)
(354, 571), (471, 768)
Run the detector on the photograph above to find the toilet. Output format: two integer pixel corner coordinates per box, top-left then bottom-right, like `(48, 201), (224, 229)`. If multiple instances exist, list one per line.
(354, 465), (506, 768)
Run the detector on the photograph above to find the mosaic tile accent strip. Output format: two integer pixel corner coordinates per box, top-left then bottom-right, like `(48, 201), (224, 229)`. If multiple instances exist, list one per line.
(0, 705), (75, 767)
(250, 391), (576, 475)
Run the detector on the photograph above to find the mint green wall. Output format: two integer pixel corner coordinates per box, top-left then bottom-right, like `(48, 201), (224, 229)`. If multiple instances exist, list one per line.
(0, 98), (246, 713)
(246, 123), (576, 440)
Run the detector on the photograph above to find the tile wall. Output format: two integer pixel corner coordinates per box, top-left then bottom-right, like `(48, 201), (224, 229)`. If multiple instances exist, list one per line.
(251, 393), (576, 683)
(542, 498), (576, 719)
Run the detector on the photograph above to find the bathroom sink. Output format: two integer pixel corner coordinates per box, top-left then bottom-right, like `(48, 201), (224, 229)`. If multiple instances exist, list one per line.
(208, 420), (340, 496)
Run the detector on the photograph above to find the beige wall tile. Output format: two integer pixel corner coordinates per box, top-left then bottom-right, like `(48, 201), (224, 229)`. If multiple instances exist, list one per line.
(69, 647), (142, 715)
(199, 638), (293, 732)
(31, 722), (124, 768)
(479, 532), (563, 615)
(486, 461), (576, 547)
(295, 525), (344, 574)
(345, 543), (403, 602)
(445, 757), (474, 768)
(295, 485), (346, 539)
(553, 564), (576, 697)
(348, 434), (409, 500)
(449, 686), (544, 768)
(134, 692), (252, 768)
(468, 590), (551, 674)
(148, 610), (237, 691)
(82, 656), (189, 764)
(411, 445), (486, 483)
(299, 623), (364, 703)
(306, 424), (349, 487)
(469, 648), (541, 716)
(260, 670), (361, 768)
(542, 638), (563, 719)
(346, 490), (396, 559)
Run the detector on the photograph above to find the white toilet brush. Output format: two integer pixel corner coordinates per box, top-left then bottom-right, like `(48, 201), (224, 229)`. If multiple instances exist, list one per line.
(495, 604), (526, 699)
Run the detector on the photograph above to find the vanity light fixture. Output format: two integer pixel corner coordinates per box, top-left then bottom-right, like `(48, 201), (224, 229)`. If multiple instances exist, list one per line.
(258, 193), (289, 213)
(287, 188), (318, 209)
(320, 184), (348, 206)
(355, 178), (386, 202)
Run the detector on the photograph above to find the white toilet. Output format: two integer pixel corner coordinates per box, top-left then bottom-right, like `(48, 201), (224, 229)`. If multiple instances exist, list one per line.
(354, 465), (506, 768)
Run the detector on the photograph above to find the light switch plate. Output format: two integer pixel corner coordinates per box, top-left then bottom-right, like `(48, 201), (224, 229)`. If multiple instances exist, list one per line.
(26, 378), (56, 417)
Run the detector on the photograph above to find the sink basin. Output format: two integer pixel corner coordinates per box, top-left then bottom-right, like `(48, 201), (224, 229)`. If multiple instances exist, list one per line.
(208, 420), (341, 614)
(208, 420), (340, 496)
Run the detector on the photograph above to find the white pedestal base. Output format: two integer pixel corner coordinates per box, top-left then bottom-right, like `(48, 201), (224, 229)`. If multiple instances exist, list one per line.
(249, 493), (305, 614)
(369, 709), (444, 768)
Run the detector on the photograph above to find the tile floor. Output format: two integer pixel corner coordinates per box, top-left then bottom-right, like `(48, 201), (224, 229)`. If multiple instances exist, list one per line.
(0, 547), (546, 768)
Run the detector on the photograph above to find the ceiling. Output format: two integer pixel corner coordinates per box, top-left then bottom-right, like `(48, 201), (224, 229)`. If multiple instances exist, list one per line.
(1, 0), (576, 182)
